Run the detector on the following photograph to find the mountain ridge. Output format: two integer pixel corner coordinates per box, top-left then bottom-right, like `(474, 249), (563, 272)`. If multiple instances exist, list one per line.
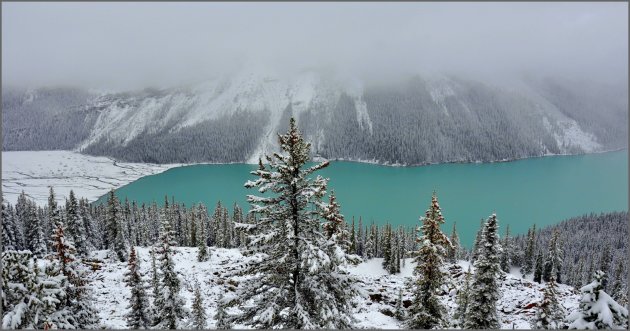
(3, 70), (627, 165)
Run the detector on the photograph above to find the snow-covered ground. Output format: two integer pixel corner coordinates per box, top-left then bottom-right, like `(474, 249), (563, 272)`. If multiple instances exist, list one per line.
(1, 151), (182, 205)
(89, 247), (580, 329)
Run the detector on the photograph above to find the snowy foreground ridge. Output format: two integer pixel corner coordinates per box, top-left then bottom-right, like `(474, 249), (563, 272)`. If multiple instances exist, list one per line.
(1, 151), (181, 205)
(90, 247), (580, 329)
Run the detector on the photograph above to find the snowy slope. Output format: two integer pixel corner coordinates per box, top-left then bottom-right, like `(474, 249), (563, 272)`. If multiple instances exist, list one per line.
(89, 247), (580, 329)
(4, 69), (623, 165)
(1, 151), (182, 205)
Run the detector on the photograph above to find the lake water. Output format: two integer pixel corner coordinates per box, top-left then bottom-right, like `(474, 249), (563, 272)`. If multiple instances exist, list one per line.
(101, 150), (628, 247)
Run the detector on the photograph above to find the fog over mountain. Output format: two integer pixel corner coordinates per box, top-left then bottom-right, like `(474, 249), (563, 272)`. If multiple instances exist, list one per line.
(2, 2), (627, 164)
(2, 2), (627, 89)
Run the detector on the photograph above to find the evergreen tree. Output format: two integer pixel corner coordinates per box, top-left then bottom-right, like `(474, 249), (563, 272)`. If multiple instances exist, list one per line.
(452, 266), (472, 328)
(1, 250), (43, 329)
(79, 198), (97, 252)
(49, 221), (100, 329)
(349, 217), (357, 254)
(232, 203), (243, 248)
(357, 217), (364, 257)
(212, 201), (223, 247)
(2, 200), (23, 251)
(197, 210), (209, 262)
(225, 117), (359, 329)
(382, 224), (392, 271)
(24, 200), (47, 257)
(447, 222), (461, 263)
(46, 187), (62, 250)
(611, 260), (628, 305)
(543, 229), (562, 283)
(500, 224), (512, 273)
(189, 207), (198, 247)
(124, 247), (151, 329)
(463, 214), (502, 329)
(149, 246), (160, 321)
(364, 227), (375, 259)
(106, 190), (127, 262)
(568, 271), (628, 329)
(534, 251), (543, 283)
(534, 264), (565, 329)
(65, 190), (89, 256)
(521, 224), (536, 277)
(599, 244), (612, 290)
(215, 294), (230, 330)
(470, 218), (484, 262)
(190, 279), (207, 330)
(573, 260), (584, 289)
(585, 259), (594, 288)
(408, 193), (451, 329)
(153, 212), (187, 329)
(321, 190), (348, 246)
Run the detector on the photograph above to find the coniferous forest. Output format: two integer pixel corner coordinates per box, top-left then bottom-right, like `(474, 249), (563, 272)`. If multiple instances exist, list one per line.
(2, 118), (628, 329)
(2, 2), (628, 330)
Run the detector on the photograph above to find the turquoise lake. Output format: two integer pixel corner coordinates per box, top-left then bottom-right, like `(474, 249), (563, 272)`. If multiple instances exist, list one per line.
(101, 150), (628, 247)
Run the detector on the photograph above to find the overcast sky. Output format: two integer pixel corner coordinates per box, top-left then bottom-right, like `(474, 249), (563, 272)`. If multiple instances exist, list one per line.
(2, 2), (627, 89)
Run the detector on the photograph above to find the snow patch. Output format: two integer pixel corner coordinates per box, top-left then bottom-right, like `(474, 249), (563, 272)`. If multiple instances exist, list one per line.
(1, 151), (182, 205)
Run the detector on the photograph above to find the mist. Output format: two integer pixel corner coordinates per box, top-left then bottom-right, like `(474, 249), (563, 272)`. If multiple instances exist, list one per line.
(2, 2), (627, 90)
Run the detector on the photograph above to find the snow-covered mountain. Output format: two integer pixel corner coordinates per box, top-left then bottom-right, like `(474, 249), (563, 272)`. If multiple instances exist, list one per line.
(3, 69), (627, 165)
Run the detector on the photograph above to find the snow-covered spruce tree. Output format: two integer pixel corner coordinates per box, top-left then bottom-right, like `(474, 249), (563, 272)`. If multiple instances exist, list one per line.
(357, 217), (364, 257)
(568, 270), (628, 329)
(46, 187), (62, 250)
(349, 217), (357, 254)
(153, 213), (187, 329)
(611, 260), (628, 305)
(470, 218), (484, 262)
(534, 264), (565, 329)
(211, 201), (223, 247)
(447, 222), (461, 263)
(65, 190), (89, 256)
(388, 232), (400, 274)
(39, 259), (70, 329)
(599, 244), (612, 290)
(215, 293), (230, 330)
(463, 214), (502, 329)
(452, 266), (472, 328)
(197, 209), (209, 262)
(534, 251), (543, 283)
(364, 229), (375, 259)
(49, 221), (100, 329)
(189, 207), (198, 247)
(543, 229), (562, 283)
(320, 189), (351, 252)
(124, 247), (151, 329)
(407, 193), (452, 329)
(521, 224), (536, 277)
(106, 190), (127, 262)
(500, 224), (512, 273)
(382, 224), (392, 271)
(190, 279), (207, 329)
(1, 250), (42, 329)
(150, 246), (160, 302)
(225, 117), (359, 329)
(79, 198), (97, 252)
(24, 200), (47, 257)
(2, 199), (23, 251)
(232, 203), (243, 248)
(224, 205), (232, 248)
